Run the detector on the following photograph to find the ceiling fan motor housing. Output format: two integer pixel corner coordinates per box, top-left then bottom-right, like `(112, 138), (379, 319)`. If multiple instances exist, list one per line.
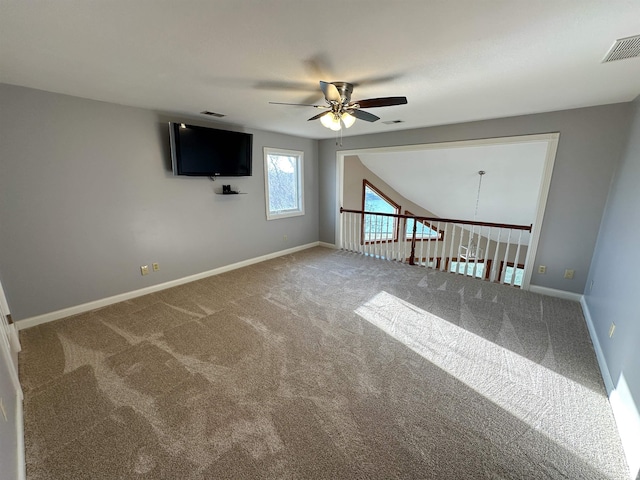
(331, 82), (354, 105)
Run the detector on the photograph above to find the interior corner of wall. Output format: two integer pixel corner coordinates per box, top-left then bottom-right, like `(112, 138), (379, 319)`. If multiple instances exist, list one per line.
(609, 375), (640, 480)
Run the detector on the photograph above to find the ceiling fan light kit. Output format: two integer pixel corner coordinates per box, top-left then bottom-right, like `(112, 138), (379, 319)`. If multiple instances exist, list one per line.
(270, 81), (407, 131)
(320, 111), (356, 130)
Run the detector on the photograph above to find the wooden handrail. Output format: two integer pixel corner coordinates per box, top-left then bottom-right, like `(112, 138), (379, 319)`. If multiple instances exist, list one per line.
(340, 207), (532, 232)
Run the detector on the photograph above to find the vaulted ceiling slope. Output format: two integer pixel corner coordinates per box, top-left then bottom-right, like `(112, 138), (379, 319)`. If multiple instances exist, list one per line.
(358, 142), (548, 228)
(1, 1), (639, 139)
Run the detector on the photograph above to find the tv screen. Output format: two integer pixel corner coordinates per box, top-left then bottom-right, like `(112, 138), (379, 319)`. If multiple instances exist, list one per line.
(169, 123), (252, 176)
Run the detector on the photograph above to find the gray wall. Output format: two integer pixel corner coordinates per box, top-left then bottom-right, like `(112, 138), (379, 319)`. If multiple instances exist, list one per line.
(584, 98), (640, 440)
(0, 84), (319, 321)
(319, 104), (632, 293)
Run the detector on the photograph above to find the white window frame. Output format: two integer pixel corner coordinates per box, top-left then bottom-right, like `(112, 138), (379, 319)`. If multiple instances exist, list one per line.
(264, 147), (305, 220)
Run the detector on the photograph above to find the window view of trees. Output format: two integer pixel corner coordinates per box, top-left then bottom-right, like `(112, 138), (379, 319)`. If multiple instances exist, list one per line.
(264, 148), (304, 220)
(267, 154), (297, 212)
(363, 181), (399, 242)
(405, 211), (442, 240)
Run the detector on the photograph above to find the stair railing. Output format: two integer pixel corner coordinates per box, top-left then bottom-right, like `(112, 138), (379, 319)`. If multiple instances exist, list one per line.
(339, 208), (532, 287)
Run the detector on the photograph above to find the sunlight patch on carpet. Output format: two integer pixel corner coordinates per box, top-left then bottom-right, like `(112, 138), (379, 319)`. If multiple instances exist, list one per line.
(355, 291), (622, 478)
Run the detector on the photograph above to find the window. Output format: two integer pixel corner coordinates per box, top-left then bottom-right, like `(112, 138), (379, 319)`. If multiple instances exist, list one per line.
(449, 260), (486, 279)
(405, 210), (443, 240)
(264, 147), (304, 220)
(500, 262), (525, 287)
(362, 180), (400, 242)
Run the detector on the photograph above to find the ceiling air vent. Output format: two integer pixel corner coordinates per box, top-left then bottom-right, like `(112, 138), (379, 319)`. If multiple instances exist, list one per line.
(602, 35), (640, 63)
(382, 120), (405, 125)
(200, 111), (226, 118)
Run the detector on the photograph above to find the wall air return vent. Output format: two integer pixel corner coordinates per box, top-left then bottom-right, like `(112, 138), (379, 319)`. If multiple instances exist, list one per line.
(200, 111), (226, 118)
(602, 35), (640, 63)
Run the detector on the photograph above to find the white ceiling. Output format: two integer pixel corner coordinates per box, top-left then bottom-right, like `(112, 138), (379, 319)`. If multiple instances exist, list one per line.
(358, 141), (549, 235)
(1, 1), (639, 139)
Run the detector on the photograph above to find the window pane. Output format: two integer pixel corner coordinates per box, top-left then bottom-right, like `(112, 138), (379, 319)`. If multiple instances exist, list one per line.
(364, 186), (396, 214)
(264, 148), (304, 220)
(449, 261), (485, 278)
(504, 266), (524, 286)
(363, 184), (398, 241)
(268, 155), (297, 211)
(406, 218), (439, 239)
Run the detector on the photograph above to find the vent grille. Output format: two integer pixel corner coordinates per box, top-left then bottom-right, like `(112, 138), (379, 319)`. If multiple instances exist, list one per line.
(382, 120), (404, 125)
(200, 110), (226, 117)
(603, 35), (640, 63)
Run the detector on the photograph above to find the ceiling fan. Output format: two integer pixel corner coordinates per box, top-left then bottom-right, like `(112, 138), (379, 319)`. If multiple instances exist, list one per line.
(270, 81), (408, 131)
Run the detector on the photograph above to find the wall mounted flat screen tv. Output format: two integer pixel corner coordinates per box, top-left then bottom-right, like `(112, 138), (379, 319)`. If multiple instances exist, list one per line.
(169, 122), (252, 176)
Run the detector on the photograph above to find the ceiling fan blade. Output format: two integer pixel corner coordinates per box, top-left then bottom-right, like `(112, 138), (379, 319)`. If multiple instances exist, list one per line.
(304, 54), (333, 80)
(352, 73), (403, 87)
(350, 110), (380, 122)
(254, 80), (315, 91)
(354, 97), (408, 108)
(308, 111), (330, 121)
(320, 81), (342, 103)
(269, 102), (326, 108)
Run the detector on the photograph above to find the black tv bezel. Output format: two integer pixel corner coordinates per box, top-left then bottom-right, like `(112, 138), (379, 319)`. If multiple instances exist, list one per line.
(169, 122), (253, 177)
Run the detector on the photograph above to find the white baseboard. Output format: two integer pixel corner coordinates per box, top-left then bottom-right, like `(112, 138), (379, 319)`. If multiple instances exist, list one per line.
(16, 242), (321, 331)
(580, 297), (614, 394)
(528, 285), (583, 302)
(581, 297), (640, 480)
(610, 380), (640, 480)
(318, 241), (338, 249)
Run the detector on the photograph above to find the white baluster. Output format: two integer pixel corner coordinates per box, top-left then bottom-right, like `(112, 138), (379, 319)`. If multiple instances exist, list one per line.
(364, 213), (370, 256)
(356, 213), (362, 255)
(483, 227), (492, 282)
(351, 212), (356, 253)
(426, 221), (432, 269)
(491, 228), (501, 282)
(442, 223), (450, 271)
(344, 211), (350, 251)
(500, 229), (512, 284)
(512, 229), (523, 287)
(371, 214), (377, 258)
(347, 213), (354, 251)
(463, 224), (473, 277)
(471, 226), (480, 279)
(376, 214), (381, 258)
(387, 214), (392, 261)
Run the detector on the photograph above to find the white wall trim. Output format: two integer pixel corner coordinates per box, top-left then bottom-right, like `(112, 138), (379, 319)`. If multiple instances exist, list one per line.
(521, 135), (559, 289)
(16, 242), (321, 331)
(580, 297), (614, 394)
(16, 396), (25, 480)
(528, 285), (583, 302)
(334, 132), (560, 283)
(0, 279), (10, 316)
(581, 297), (640, 480)
(318, 241), (337, 249)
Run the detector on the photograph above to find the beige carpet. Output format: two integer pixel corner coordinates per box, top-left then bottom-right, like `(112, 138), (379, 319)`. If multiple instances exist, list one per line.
(19, 247), (629, 479)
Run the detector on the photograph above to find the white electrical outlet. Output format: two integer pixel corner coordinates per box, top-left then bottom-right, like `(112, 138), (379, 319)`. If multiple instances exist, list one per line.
(564, 269), (574, 279)
(152, 262), (160, 272)
(538, 265), (546, 274)
(283, 234), (288, 242)
(609, 323), (616, 338)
